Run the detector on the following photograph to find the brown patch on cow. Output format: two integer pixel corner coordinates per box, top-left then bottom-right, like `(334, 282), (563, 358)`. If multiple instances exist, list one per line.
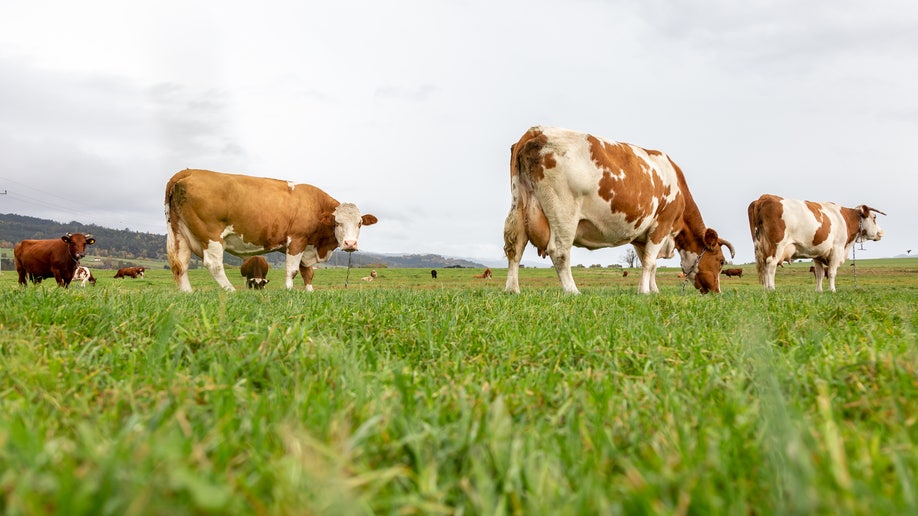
(519, 132), (552, 183)
(748, 195), (786, 261)
(805, 200), (831, 246)
(590, 137), (665, 224)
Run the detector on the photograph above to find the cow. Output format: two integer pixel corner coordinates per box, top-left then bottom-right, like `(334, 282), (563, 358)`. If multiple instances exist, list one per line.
(474, 268), (492, 279)
(622, 270), (629, 277)
(748, 194), (885, 292)
(114, 266), (145, 279)
(431, 269), (438, 279)
(808, 265), (829, 278)
(14, 233), (96, 288)
(74, 266), (97, 287)
(722, 268), (743, 278)
(361, 269), (378, 282)
(503, 126), (734, 294)
(241, 256), (270, 289)
(165, 169), (378, 292)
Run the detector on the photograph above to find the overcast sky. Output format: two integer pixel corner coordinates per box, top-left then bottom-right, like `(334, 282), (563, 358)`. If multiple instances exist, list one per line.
(1, 0), (915, 267)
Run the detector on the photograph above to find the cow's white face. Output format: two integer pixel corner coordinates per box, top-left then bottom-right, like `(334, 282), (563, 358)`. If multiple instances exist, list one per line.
(858, 206), (884, 241)
(333, 203), (378, 252)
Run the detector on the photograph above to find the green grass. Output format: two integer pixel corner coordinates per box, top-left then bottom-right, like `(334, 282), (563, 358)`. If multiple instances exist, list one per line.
(1, 261), (916, 514)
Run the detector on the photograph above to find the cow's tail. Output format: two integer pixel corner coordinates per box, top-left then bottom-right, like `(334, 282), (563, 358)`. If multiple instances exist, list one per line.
(504, 128), (547, 260)
(164, 170), (194, 281)
(747, 198), (767, 283)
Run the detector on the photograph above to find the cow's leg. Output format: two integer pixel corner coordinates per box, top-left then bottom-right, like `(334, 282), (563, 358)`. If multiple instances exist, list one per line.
(503, 204), (527, 294)
(813, 260), (826, 292)
(167, 227), (194, 292)
(825, 260), (842, 292)
(299, 264), (314, 291)
(284, 251), (306, 290)
(202, 241), (235, 292)
(632, 242), (663, 294)
(546, 224), (579, 295)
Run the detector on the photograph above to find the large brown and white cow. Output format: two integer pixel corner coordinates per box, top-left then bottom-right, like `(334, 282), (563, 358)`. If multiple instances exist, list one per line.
(114, 266), (145, 279)
(747, 194), (885, 292)
(14, 233), (96, 287)
(504, 126), (734, 294)
(165, 169), (377, 292)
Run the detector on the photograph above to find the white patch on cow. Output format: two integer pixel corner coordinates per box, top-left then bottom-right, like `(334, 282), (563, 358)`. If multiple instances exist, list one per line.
(287, 181), (296, 191)
(333, 203), (365, 251)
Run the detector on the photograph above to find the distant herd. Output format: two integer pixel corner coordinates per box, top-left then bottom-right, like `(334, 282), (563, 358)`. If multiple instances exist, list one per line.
(12, 126), (885, 294)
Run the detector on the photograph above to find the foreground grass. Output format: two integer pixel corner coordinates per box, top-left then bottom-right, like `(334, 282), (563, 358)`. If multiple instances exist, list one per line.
(0, 265), (917, 514)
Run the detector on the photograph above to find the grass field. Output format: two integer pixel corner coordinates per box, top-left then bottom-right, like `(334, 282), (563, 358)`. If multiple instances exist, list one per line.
(1, 259), (916, 514)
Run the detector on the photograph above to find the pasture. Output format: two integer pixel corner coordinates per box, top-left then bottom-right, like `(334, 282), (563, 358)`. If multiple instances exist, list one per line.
(1, 260), (916, 514)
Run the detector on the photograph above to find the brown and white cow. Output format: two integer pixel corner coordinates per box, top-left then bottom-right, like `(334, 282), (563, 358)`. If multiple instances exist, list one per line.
(361, 269), (378, 282)
(165, 169), (377, 292)
(503, 126), (734, 294)
(241, 256), (270, 289)
(14, 233), (96, 287)
(722, 268), (743, 278)
(74, 266), (97, 286)
(748, 194), (885, 292)
(474, 268), (492, 279)
(114, 266), (145, 279)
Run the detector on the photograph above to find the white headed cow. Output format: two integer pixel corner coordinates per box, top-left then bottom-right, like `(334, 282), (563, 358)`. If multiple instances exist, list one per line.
(165, 169), (377, 292)
(748, 194), (885, 291)
(504, 126), (734, 294)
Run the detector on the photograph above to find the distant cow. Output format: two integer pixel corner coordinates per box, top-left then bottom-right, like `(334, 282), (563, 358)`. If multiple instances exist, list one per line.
(114, 266), (145, 279)
(361, 269), (378, 282)
(722, 268), (743, 278)
(165, 169), (377, 292)
(241, 256), (270, 289)
(503, 126), (733, 294)
(808, 265), (829, 278)
(748, 194), (885, 291)
(431, 269), (437, 279)
(14, 233), (96, 288)
(74, 266), (97, 287)
(474, 268), (492, 279)
(622, 270), (629, 277)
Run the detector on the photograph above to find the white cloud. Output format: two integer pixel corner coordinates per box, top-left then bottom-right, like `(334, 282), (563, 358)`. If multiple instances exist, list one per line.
(0, 0), (915, 267)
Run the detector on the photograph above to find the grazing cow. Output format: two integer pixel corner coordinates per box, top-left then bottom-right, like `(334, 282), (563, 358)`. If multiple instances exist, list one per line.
(431, 269), (438, 279)
(504, 126), (734, 294)
(165, 169), (378, 292)
(361, 269), (378, 282)
(748, 194), (885, 291)
(241, 256), (270, 289)
(114, 266), (145, 279)
(474, 268), (492, 279)
(74, 266), (97, 287)
(722, 268), (743, 278)
(14, 233), (96, 288)
(808, 265), (829, 278)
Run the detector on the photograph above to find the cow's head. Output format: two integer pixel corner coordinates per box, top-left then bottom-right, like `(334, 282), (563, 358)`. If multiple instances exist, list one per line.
(330, 203), (378, 252)
(62, 233), (95, 261)
(679, 228), (735, 294)
(856, 205), (885, 242)
(247, 277), (269, 289)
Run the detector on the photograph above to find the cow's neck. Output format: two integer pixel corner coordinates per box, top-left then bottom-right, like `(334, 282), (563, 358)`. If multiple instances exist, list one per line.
(674, 195), (708, 253)
(840, 207), (861, 245)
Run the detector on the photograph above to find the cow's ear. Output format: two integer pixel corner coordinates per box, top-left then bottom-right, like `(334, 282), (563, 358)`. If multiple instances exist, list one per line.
(62, 234), (72, 243)
(87, 238), (96, 245)
(361, 214), (378, 226)
(321, 213), (336, 227)
(703, 228), (719, 250)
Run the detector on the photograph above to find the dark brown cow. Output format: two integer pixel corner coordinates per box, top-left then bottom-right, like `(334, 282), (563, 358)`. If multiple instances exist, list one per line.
(241, 256), (270, 289)
(165, 169), (377, 292)
(722, 268), (743, 278)
(504, 126), (734, 294)
(14, 233), (96, 287)
(114, 266), (145, 279)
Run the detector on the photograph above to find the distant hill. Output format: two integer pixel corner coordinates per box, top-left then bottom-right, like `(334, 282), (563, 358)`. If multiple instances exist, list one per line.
(0, 213), (485, 269)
